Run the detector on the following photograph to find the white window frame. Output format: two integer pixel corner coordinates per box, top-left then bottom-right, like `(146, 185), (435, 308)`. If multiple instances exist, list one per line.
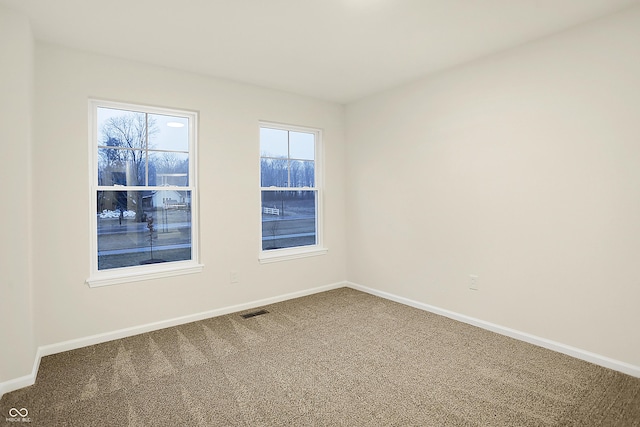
(86, 99), (203, 287)
(258, 121), (327, 263)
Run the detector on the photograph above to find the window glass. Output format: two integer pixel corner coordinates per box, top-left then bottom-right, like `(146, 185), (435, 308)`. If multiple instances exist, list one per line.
(97, 190), (192, 270)
(97, 148), (145, 186)
(261, 190), (316, 250)
(289, 131), (315, 160)
(290, 160), (314, 187)
(148, 113), (189, 152)
(259, 123), (321, 257)
(90, 101), (199, 282)
(149, 152), (189, 186)
(97, 108), (146, 149)
(260, 158), (289, 187)
(260, 127), (288, 158)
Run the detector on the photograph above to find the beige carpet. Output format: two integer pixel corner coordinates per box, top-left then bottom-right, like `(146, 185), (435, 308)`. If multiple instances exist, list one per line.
(2, 288), (639, 426)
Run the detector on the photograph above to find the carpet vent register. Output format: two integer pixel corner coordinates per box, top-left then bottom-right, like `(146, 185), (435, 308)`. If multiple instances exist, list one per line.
(3, 288), (638, 425)
(240, 309), (269, 319)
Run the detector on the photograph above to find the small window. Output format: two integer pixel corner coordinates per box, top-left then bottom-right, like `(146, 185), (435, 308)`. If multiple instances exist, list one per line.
(87, 100), (202, 287)
(259, 122), (327, 263)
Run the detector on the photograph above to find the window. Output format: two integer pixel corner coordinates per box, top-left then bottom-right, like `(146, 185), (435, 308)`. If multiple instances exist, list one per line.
(259, 122), (327, 262)
(87, 100), (202, 287)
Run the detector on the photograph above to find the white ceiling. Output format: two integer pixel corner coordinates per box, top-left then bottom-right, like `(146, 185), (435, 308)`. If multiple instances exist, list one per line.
(2, 0), (639, 104)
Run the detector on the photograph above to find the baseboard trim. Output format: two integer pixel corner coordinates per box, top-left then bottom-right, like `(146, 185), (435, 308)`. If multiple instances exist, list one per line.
(5, 278), (635, 400)
(346, 281), (640, 378)
(38, 281), (346, 358)
(0, 347), (41, 400)
(0, 281), (346, 397)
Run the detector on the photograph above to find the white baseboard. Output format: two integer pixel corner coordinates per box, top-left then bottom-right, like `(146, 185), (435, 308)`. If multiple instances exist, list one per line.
(0, 347), (41, 401)
(3, 278), (636, 400)
(346, 281), (640, 378)
(38, 281), (345, 358)
(0, 281), (346, 398)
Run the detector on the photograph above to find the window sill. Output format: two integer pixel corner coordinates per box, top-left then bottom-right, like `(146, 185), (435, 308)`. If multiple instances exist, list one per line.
(259, 247), (328, 264)
(86, 262), (204, 288)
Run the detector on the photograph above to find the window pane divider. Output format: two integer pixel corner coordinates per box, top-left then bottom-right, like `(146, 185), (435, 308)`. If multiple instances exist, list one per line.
(89, 99), (200, 284)
(259, 122), (324, 260)
(97, 146), (189, 155)
(96, 185), (193, 190)
(260, 186), (317, 190)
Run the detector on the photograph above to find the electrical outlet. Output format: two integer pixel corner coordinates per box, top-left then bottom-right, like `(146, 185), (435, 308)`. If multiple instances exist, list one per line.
(230, 271), (239, 284)
(469, 275), (479, 291)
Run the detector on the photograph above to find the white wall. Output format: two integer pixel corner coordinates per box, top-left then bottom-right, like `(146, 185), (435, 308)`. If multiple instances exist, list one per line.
(4, 2), (639, 391)
(346, 6), (640, 367)
(0, 6), (36, 385)
(32, 44), (347, 347)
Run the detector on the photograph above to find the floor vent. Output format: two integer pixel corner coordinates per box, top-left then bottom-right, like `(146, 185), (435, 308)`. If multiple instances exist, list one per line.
(241, 309), (269, 319)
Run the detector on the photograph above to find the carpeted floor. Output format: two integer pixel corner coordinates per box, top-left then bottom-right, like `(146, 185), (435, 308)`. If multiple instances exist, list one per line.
(2, 288), (639, 426)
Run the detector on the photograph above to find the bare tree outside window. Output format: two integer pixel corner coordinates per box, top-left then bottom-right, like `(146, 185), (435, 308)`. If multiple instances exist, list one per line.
(260, 125), (319, 252)
(98, 112), (158, 221)
(91, 102), (197, 276)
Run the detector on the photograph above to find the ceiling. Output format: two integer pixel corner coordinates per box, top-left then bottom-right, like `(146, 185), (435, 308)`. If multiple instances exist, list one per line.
(2, 0), (638, 104)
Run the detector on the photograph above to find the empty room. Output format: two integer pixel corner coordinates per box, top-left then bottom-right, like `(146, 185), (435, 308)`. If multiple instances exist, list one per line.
(1, 0), (639, 425)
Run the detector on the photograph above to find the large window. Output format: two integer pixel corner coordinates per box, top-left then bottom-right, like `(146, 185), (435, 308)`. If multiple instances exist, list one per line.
(259, 122), (326, 262)
(87, 100), (201, 287)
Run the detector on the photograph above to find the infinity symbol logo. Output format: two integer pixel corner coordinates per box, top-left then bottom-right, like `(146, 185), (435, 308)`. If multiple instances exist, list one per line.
(9, 408), (28, 417)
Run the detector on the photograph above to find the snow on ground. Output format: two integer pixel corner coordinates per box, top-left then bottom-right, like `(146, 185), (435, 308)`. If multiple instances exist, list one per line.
(99, 209), (136, 219)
